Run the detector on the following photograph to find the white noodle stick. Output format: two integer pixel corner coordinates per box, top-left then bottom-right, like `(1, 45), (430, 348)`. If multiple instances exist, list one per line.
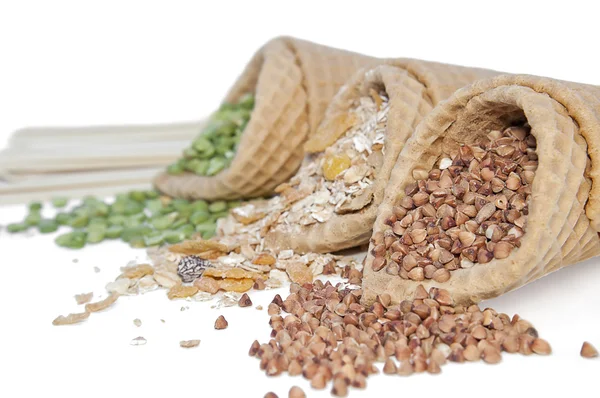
(9, 120), (206, 142)
(0, 183), (154, 205)
(10, 133), (200, 149)
(0, 140), (191, 160)
(0, 167), (161, 194)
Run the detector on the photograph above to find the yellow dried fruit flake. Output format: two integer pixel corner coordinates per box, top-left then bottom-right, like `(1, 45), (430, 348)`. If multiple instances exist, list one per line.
(203, 267), (263, 280)
(52, 311), (90, 326)
(167, 284), (199, 300)
(195, 249), (225, 260)
(231, 206), (267, 225)
(305, 113), (359, 153)
(168, 240), (228, 255)
(322, 153), (352, 181)
(218, 278), (254, 293)
(85, 292), (119, 313)
(252, 253), (276, 266)
(369, 88), (383, 110)
(120, 263), (154, 279)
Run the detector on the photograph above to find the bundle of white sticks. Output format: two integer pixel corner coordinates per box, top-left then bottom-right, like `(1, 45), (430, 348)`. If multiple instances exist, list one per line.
(0, 120), (205, 204)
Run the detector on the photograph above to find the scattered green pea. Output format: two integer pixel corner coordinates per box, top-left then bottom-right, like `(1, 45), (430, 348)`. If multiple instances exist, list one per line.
(145, 199), (163, 214)
(143, 231), (164, 247)
(166, 163), (184, 175)
(208, 201), (228, 213)
(7, 223), (28, 233)
(151, 213), (177, 230)
(25, 212), (42, 226)
(87, 225), (106, 244)
(170, 217), (189, 230)
(145, 190), (159, 199)
(68, 214), (89, 229)
(56, 212), (71, 225)
(55, 231), (87, 249)
(185, 158), (209, 175)
(28, 201), (43, 211)
(191, 200), (209, 212)
(164, 231), (185, 244)
(189, 210), (210, 225)
(8, 189), (243, 249)
(177, 224), (195, 239)
(195, 222), (217, 239)
(206, 157), (229, 176)
(108, 214), (127, 226)
(51, 197), (68, 208)
(105, 225), (124, 239)
(38, 219), (59, 234)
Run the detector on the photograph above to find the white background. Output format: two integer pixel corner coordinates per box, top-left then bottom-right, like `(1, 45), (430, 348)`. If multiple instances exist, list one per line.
(0, 1), (599, 397)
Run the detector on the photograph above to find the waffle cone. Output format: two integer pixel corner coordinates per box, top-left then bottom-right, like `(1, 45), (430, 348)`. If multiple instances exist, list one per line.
(265, 60), (499, 253)
(153, 37), (379, 200)
(362, 74), (600, 305)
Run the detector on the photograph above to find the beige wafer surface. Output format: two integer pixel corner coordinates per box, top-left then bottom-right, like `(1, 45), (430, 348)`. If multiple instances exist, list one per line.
(153, 37), (380, 200)
(362, 74), (600, 305)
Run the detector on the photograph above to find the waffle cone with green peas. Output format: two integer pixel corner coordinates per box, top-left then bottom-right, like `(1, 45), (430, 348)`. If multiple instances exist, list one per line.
(166, 94), (254, 177)
(154, 37), (380, 200)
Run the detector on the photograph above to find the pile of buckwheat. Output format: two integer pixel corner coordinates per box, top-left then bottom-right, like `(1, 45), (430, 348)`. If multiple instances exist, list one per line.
(372, 125), (537, 282)
(250, 268), (552, 396)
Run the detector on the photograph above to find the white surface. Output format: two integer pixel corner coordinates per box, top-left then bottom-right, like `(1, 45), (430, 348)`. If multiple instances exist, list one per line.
(1, 1), (599, 397)
(0, 204), (599, 398)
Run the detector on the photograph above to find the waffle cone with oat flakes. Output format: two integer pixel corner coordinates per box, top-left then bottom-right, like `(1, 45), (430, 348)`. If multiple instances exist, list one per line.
(264, 60), (498, 254)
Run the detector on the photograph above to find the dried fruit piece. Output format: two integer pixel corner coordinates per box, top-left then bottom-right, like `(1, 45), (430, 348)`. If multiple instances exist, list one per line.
(370, 88), (383, 110)
(231, 205), (266, 225)
(168, 239), (228, 255)
(322, 153), (352, 181)
(286, 262), (313, 284)
(581, 341), (598, 358)
(85, 293), (119, 313)
(218, 278), (254, 293)
(52, 311), (90, 326)
(194, 276), (220, 294)
(203, 267), (262, 280)
(305, 113), (359, 153)
(252, 253), (276, 266)
(215, 315), (228, 330)
(180, 339), (201, 348)
(120, 264), (154, 279)
(74, 292), (93, 305)
(167, 284), (199, 300)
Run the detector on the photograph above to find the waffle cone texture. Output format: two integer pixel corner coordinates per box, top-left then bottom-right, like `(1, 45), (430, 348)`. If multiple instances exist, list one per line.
(362, 74), (600, 305)
(265, 60), (499, 253)
(154, 37), (379, 200)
